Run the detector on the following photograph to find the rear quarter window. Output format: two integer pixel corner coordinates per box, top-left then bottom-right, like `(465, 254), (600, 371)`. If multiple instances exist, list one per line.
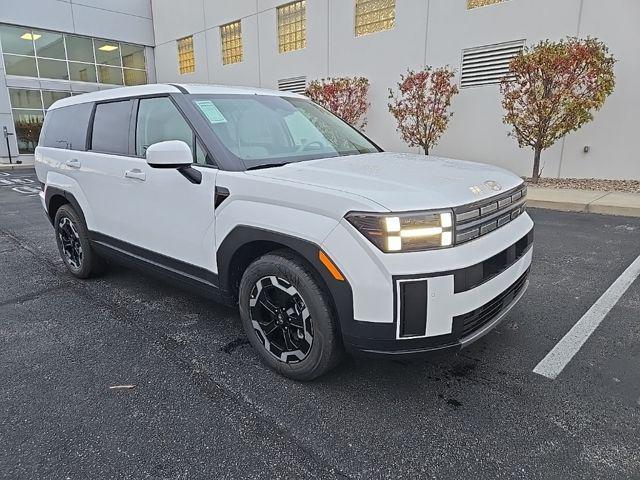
(91, 100), (133, 155)
(40, 103), (94, 151)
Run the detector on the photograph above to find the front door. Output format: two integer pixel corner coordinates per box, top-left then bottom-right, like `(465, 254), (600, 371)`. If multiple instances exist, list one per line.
(96, 96), (219, 277)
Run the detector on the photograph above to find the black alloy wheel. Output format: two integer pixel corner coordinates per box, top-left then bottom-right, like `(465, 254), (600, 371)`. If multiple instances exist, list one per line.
(57, 216), (83, 269)
(54, 204), (104, 279)
(249, 275), (314, 363)
(239, 251), (344, 381)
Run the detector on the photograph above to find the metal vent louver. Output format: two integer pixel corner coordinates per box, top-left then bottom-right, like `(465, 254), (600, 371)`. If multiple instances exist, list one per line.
(460, 40), (525, 88)
(277, 76), (307, 94)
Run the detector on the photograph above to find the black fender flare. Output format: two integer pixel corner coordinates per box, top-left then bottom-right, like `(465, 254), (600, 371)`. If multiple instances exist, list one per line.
(45, 186), (87, 226)
(217, 226), (354, 333)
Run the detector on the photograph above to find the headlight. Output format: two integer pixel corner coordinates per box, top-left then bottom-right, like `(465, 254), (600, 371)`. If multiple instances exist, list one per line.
(346, 210), (454, 253)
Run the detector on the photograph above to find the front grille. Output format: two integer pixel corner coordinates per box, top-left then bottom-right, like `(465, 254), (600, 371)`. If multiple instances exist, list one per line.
(455, 268), (529, 338)
(453, 228), (533, 293)
(454, 184), (527, 244)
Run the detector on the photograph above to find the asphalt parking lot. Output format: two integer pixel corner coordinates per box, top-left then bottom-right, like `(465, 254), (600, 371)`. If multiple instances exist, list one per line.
(1, 170), (639, 479)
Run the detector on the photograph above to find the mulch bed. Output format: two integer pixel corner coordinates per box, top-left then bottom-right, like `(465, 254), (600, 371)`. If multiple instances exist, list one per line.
(524, 178), (640, 194)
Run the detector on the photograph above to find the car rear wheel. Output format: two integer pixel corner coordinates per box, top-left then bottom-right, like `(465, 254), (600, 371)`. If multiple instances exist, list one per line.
(239, 251), (344, 381)
(54, 204), (104, 279)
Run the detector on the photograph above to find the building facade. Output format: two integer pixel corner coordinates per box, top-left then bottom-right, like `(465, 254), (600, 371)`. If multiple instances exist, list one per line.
(150, 0), (639, 180)
(0, 0), (155, 164)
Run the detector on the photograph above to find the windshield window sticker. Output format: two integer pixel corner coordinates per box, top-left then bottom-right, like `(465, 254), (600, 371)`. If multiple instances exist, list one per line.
(194, 100), (228, 124)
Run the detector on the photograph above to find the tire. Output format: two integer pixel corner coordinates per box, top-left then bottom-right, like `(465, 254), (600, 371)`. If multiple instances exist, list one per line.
(238, 250), (344, 381)
(54, 204), (104, 279)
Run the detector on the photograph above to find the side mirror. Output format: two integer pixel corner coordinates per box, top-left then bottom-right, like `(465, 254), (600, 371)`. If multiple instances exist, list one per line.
(145, 140), (202, 184)
(146, 140), (193, 168)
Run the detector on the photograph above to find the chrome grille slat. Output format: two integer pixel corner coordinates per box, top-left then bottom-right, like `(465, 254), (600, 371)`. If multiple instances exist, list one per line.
(456, 210), (480, 222)
(457, 198), (526, 232)
(454, 184), (527, 245)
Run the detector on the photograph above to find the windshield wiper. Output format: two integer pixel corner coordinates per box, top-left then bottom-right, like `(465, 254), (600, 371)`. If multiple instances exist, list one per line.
(247, 162), (289, 171)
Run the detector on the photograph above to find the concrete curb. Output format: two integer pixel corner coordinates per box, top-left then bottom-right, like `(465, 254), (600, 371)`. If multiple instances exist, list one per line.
(528, 187), (640, 218)
(0, 163), (35, 172)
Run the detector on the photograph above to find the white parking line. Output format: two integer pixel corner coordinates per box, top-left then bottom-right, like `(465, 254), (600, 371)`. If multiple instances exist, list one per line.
(534, 253), (640, 380)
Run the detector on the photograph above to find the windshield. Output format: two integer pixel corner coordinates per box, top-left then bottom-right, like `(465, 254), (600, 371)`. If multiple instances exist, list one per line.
(189, 94), (380, 169)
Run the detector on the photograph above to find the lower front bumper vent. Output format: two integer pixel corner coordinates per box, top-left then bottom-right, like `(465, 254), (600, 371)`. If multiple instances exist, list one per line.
(398, 279), (429, 337)
(455, 268), (530, 339)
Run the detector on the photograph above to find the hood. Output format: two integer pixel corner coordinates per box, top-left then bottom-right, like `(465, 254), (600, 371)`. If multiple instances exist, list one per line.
(247, 152), (523, 211)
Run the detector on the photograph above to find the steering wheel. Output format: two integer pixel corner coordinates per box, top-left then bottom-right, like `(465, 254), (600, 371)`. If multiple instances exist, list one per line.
(298, 141), (325, 152)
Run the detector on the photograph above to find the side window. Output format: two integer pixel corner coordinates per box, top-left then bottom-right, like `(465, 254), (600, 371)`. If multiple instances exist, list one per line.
(41, 103), (94, 150)
(136, 97), (193, 157)
(195, 139), (208, 166)
(91, 100), (133, 155)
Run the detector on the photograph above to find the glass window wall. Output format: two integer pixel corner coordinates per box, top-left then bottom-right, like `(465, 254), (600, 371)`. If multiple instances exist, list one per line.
(0, 24), (148, 155)
(0, 24), (147, 86)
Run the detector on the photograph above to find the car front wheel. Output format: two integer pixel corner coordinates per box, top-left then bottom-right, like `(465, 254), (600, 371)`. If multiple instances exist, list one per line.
(238, 251), (343, 381)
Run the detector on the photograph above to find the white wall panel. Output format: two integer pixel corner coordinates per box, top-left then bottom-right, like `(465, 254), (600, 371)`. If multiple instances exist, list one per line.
(72, 3), (154, 45)
(153, 41), (180, 83)
(0, 0), (74, 32)
(204, 0), (258, 28)
(150, 0), (639, 180)
(73, 0), (152, 19)
(152, 0), (205, 45)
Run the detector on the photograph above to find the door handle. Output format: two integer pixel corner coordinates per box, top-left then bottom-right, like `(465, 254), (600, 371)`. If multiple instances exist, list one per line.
(65, 158), (81, 169)
(124, 169), (146, 181)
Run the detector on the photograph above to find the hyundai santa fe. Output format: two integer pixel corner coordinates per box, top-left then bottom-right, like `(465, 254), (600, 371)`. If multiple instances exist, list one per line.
(35, 84), (533, 380)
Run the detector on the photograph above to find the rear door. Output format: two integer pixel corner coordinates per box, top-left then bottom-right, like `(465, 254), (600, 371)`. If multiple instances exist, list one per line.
(81, 98), (142, 239)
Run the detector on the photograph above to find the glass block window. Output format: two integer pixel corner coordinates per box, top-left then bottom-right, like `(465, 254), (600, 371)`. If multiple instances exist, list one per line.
(467, 0), (505, 9)
(277, 1), (306, 54)
(355, 0), (396, 36)
(177, 36), (195, 74)
(220, 21), (243, 65)
(0, 24), (147, 86)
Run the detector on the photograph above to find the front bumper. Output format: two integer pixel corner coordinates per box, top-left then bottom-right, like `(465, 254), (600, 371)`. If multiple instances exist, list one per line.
(321, 213), (534, 357)
(343, 266), (530, 358)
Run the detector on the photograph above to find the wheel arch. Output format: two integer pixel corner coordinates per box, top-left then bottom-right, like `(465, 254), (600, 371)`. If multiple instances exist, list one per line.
(45, 186), (87, 226)
(217, 226), (354, 333)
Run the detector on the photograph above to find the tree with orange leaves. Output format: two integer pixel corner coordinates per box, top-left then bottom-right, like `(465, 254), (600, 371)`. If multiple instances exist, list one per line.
(305, 77), (370, 129)
(388, 66), (459, 155)
(501, 37), (616, 182)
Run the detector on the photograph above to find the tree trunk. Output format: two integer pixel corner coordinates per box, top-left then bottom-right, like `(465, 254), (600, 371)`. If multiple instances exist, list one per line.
(532, 146), (542, 183)
(424, 144), (430, 156)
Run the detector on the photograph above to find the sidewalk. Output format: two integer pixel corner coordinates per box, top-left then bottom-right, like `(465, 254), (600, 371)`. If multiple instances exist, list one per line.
(0, 163), (34, 171)
(527, 187), (640, 218)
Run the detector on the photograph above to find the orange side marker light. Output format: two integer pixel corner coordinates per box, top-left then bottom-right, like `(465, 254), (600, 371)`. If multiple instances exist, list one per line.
(319, 251), (345, 282)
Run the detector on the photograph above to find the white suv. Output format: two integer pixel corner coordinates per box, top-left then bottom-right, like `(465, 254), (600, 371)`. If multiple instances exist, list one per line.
(35, 84), (533, 380)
